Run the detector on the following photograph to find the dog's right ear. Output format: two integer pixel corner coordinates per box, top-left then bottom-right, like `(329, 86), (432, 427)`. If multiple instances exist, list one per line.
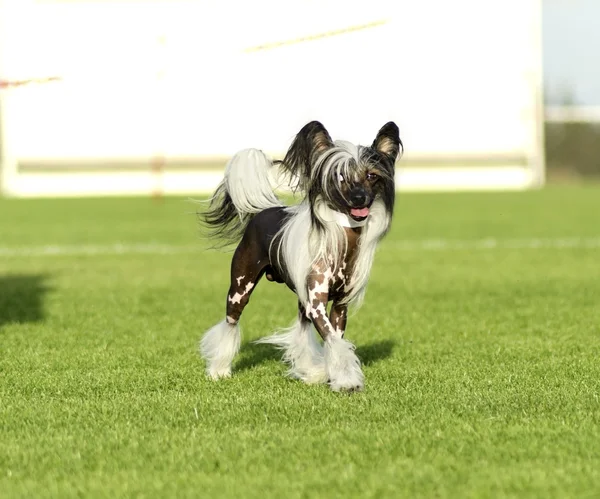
(280, 121), (334, 191)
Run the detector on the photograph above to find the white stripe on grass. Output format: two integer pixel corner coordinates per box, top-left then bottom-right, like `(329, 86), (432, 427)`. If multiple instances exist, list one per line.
(387, 237), (600, 251)
(0, 237), (599, 258)
(0, 243), (199, 257)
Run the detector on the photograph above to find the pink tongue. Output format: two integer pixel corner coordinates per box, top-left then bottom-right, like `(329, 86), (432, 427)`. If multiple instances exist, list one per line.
(350, 207), (369, 218)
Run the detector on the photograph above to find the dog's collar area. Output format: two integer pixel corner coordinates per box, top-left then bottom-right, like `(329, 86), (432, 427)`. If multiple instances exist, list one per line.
(331, 210), (368, 228)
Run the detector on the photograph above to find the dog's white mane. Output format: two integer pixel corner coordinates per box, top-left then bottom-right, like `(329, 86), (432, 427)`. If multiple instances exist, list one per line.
(274, 141), (391, 309)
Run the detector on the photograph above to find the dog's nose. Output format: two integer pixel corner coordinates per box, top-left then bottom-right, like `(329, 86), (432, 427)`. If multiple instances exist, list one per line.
(349, 187), (368, 207)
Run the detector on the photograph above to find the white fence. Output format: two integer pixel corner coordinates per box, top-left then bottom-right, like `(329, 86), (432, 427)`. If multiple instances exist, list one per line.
(0, 0), (545, 197)
(545, 106), (600, 123)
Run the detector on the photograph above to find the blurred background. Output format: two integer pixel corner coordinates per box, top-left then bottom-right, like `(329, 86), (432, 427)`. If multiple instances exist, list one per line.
(544, 0), (600, 182)
(0, 0), (597, 198)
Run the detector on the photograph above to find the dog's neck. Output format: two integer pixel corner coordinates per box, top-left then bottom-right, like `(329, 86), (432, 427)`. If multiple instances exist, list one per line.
(331, 211), (368, 229)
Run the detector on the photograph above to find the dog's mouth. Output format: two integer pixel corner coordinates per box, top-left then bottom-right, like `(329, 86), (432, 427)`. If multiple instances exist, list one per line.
(349, 206), (370, 221)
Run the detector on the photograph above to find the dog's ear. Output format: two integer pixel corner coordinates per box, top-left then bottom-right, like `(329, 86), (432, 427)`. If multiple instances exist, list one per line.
(281, 121), (334, 191)
(372, 122), (403, 163)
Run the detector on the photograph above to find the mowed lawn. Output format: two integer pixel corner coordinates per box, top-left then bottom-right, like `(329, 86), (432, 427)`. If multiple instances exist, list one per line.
(1, 186), (599, 498)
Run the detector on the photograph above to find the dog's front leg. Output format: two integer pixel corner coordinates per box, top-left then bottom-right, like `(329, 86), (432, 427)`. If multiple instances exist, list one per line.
(329, 302), (348, 338)
(306, 274), (364, 392)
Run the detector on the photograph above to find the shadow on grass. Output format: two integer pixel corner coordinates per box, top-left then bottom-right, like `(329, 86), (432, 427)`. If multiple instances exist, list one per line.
(235, 342), (282, 372)
(356, 339), (395, 366)
(0, 274), (50, 329)
(235, 338), (395, 372)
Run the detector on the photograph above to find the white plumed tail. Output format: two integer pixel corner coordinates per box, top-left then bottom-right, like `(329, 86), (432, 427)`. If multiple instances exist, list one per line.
(224, 148), (281, 217)
(202, 148), (282, 245)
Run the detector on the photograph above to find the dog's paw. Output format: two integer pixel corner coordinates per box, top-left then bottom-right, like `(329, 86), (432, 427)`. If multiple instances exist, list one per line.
(294, 365), (328, 385)
(324, 337), (365, 393)
(328, 370), (364, 392)
(329, 381), (364, 393)
(206, 367), (232, 380)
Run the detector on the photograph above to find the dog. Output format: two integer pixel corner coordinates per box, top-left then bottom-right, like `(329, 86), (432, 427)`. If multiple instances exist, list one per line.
(199, 121), (402, 391)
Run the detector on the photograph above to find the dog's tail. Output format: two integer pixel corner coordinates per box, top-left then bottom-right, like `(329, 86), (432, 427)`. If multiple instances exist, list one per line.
(201, 148), (282, 246)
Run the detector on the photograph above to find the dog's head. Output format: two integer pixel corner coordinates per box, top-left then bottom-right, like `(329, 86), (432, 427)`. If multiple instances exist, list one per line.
(281, 121), (402, 223)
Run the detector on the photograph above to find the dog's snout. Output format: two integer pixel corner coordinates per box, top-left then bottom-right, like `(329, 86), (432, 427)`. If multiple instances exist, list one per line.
(349, 186), (368, 207)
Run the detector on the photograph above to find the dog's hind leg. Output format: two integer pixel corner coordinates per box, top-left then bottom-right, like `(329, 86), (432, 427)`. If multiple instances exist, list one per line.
(255, 303), (327, 384)
(200, 240), (265, 379)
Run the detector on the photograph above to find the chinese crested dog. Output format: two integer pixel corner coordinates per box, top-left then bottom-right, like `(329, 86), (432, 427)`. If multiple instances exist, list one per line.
(199, 121), (402, 391)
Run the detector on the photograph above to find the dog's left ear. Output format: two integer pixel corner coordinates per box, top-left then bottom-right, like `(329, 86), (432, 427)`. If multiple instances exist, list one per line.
(372, 122), (403, 163)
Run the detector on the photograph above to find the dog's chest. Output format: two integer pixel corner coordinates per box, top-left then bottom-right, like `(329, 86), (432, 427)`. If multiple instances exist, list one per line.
(330, 260), (352, 295)
(329, 228), (361, 297)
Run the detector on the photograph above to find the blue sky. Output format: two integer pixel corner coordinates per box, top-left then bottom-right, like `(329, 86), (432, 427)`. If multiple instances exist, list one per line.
(544, 0), (600, 105)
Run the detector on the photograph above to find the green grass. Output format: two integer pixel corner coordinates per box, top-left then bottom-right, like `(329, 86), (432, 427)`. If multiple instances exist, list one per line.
(1, 186), (599, 498)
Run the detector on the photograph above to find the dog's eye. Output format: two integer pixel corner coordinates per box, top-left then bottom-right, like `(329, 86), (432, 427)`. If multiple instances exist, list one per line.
(366, 172), (378, 181)
(338, 174), (345, 182)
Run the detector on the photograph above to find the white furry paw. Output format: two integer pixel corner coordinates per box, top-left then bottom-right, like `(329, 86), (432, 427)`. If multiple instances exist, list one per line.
(296, 364), (327, 385)
(199, 320), (241, 381)
(287, 351), (327, 385)
(206, 367), (232, 380)
(256, 320), (328, 385)
(324, 336), (365, 392)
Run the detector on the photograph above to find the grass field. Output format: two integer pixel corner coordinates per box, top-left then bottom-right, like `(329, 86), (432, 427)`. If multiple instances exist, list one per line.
(1, 186), (599, 498)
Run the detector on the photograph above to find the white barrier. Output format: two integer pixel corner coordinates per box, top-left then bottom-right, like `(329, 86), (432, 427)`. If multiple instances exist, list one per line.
(0, 0), (544, 196)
